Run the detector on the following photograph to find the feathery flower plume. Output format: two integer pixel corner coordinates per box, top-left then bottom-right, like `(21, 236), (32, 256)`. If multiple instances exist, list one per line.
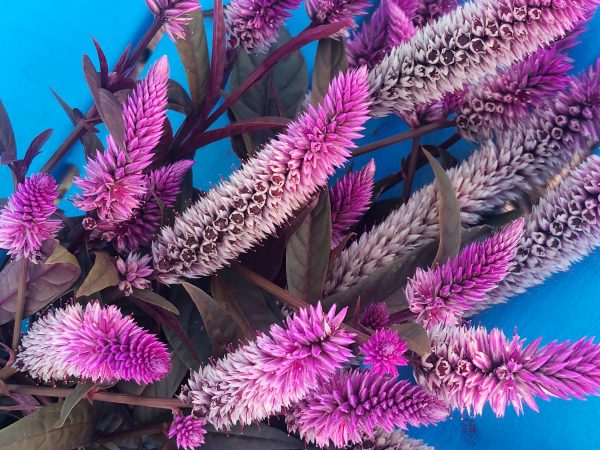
(305, 0), (370, 35)
(17, 302), (170, 384)
(152, 69), (371, 282)
(0, 174), (62, 262)
(413, 0), (458, 26)
(360, 329), (409, 375)
(406, 219), (524, 328)
(94, 160), (194, 252)
(325, 59), (600, 295)
(469, 154), (600, 314)
(116, 253), (153, 296)
(415, 325), (600, 417)
(225, 0), (302, 53)
(457, 47), (573, 141)
(145, 0), (200, 40)
(182, 303), (354, 430)
(349, 430), (434, 450)
(368, 0), (599, 117)
(360, 302), (390, 330)
(329, 160), (375, 247)
(168, 415), (207, 450)
(73, 58), (170, 222)
(287, 369), (448, 448)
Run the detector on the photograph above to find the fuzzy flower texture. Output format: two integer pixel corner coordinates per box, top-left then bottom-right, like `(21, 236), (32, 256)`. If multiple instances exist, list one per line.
(0, 174), (62, 262)
(168, 415), (207, 450)
(17, 302), (170, 384)
(360, 329), (409, 375)
(117, 253), (153, 296)
(146, 0), (200, 40)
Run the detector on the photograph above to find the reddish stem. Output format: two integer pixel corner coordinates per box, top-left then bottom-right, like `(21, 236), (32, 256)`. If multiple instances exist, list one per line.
(402, 137), (421, 203)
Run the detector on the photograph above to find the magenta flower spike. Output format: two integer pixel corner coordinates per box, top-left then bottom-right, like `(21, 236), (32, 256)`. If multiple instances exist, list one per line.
(413, 0), (458, 26)
(305, 0), (370, 35)
(329, 159), (375, 247)
(152, 68), (371, 283)
(94, 159), (194, 252)
(17, 302), (171, 384)
(351, 430), (434, 450)
(368, 0), (599, 117)
(287, 368), (448, 448)
(457, 47), (573, 141)
(168, 415), (207, 450)
(406, 219), (524, 328)
(0, 174), (62, 262)
(116, 253), (154, 296)
(182, 303), (355, 430)
(225, 0), (302, 53)
(145, 0), (200, 40)
(415, 325), (600, 417)
(360, 328), (409, 375)
(360, 302), (391, 330)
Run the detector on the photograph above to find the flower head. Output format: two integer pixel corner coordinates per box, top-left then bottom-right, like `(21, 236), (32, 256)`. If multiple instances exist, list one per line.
(0, 174), (62, 262)
(349, 430), (434, 450)
(225, 0), (302, 53)
(360, 302), (390, 330)
(117, 253), (153, 295)
(168, 415), (207, 450)
(329, 159), (375, 247)
(360, 329), (409, 375)
(406, 219), (524, 328)
(153, 68), (371, 282)
(287, 369), (448, 448)
(415, 325), (600, 417)
(17, 302), (170, 384)
(306, 0), (370, 36)
(182, 303), (355, 430)
(413, 0), (457, 26)
(146, 0), (200, 40)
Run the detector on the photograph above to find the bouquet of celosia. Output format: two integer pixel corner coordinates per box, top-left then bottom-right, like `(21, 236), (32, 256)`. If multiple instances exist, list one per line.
(1, 0), (600, 448)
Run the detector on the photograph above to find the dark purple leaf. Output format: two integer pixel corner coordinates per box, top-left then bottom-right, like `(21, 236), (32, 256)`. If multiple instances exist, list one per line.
(131, 288), (180, 315)
(10, 129), (53, 182)
(203, 423), (313, 449)
(167, 80), (194, 115)
(92, 38), (109, 86)
(95, 88), (125, 145)
(82, 54), (101, 98)
(205, 0), (226, 111)
(75, 251), (119, 298)
(312, 38), (347, 104)
(0, 100), (17, 165)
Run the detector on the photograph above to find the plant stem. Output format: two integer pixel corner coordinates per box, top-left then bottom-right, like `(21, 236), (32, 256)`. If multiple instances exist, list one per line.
(6, 384), (185, 410)
(388, 309), (416, 324)
(11, 259), (29, 350)
(440, 132), (461, 150)
(402, 137), (421, 203)
(352, 119), (455, 157)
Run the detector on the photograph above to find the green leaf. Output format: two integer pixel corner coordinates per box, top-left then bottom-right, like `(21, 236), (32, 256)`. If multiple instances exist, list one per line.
(286, 189), (332, 303)
(229, 28), (308, 157)
(423, 149), (461, 267)
(0, 401), (94, 450)
(175, 9), (210, 107)
(182, 282), (245, 357)
(131, 288), (180, 315)
(0, 99), (17, 165)
(392, 322), (431, 355)
(203, 423), (316, 450)
(311, 38), (347, 104)
(76, 251), (119, 297)
(54, 382), (97, 428)
(0, 241), (81, 325)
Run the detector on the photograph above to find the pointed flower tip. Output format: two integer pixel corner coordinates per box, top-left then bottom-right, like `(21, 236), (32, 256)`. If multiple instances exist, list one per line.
(168, 414), (207, 450)
(360, 328), (409, 375)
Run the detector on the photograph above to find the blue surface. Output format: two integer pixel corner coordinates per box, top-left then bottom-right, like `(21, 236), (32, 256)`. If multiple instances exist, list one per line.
(1, 2), (600, 449)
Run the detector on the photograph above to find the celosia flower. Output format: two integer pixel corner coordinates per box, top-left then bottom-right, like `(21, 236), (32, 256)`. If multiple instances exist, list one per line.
(329, 159), (375, 247)
(73, 58), (170, 222)
(368, 0), (598, 117)
(116, 253), (153, 296)
(469, 154), (600, 314)
(325, 59), (600, 295)
(413, 0), (457, 26)
(181, 303), (355, 429)
(406, 219), (524, 328)
(305, 0), (370, 35)
(415, 325), (600, 417)
(349, 430), (434, 450)
(360, 328), (409, 375)
(287, 369), (448, 448)
(0, 174), (62, 262)
(94, 160), (194, 252)
(145, 0), (200, 40)
(153, 68), (371, 282)
(225, 0), (302, 53)
(17, 302), (170, 384)
(360, 302), (390, 330)
(457, 47), (573, 141)
(168, 415), (207, 450)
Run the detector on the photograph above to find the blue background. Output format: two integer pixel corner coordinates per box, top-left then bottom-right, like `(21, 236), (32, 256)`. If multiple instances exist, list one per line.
(1, 2), (599, 448)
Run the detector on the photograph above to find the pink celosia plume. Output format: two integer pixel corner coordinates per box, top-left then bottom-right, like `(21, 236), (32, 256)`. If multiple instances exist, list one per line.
(329, 159), (375, 247)
(17, 302), (171, 384)
(306, 0), (370, 35)
(406, 219), (524, 328)
(168, 414), (207, 450)
(181, 303), (355, 430)
(360, 302), (390, 330)
(413, 0), (457, 26)
(415, 325), (600, 417)
(116, 253), (153, 295)
(152, 68), (371, 282)
(145, 0), (200, 40)
(0, 174), (62, 262)
(287, 368), (448, 447)
(360, 328), (409, 375)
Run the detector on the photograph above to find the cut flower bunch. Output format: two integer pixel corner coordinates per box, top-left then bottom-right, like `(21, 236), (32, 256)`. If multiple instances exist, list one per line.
(0, 0), (599, 448)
